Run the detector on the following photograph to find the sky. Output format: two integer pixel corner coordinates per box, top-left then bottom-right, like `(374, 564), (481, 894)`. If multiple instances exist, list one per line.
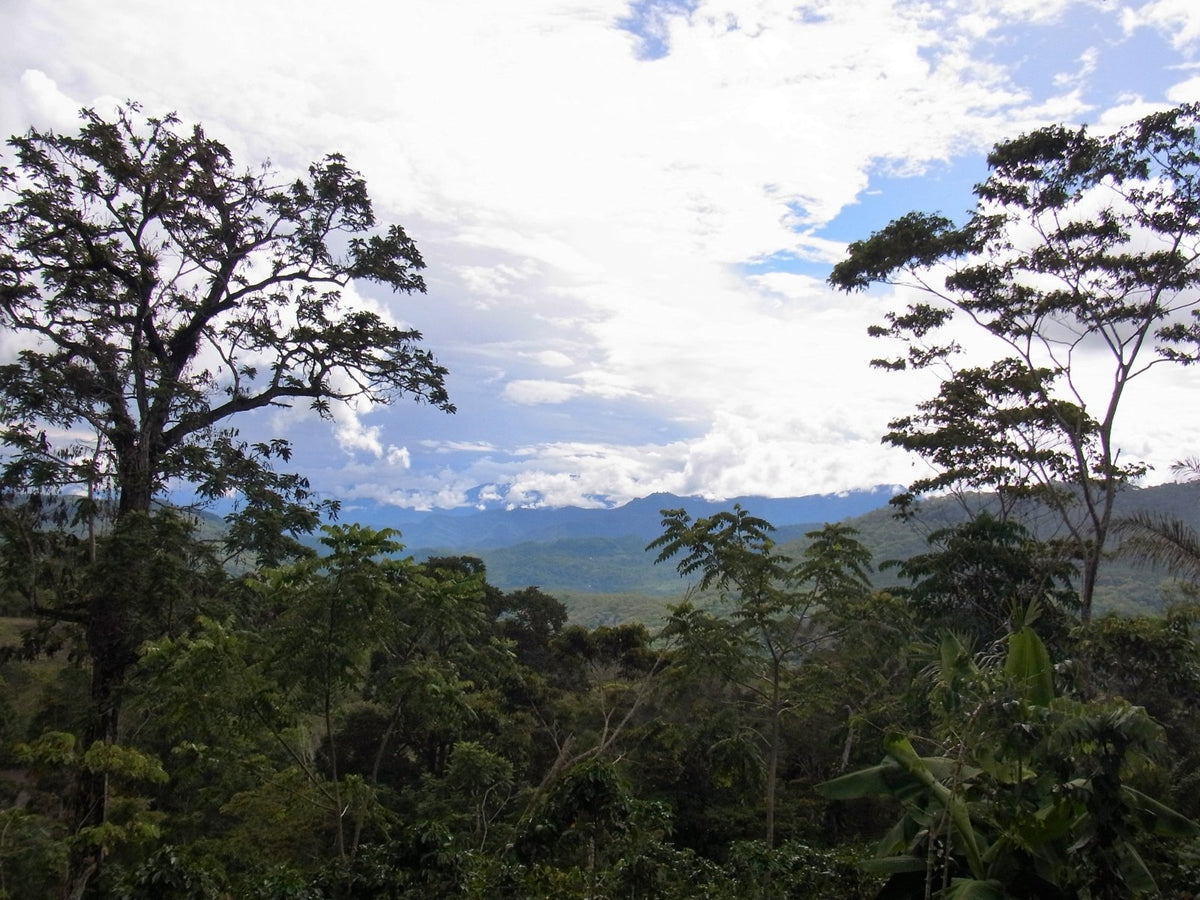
(4, 0), (1200, 512)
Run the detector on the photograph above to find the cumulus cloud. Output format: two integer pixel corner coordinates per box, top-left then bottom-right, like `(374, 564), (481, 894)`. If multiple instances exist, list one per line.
(333, 411), (385, 458)
(1123, 0), (1200, 50)
(16, 70), (81, 130)
(386, 445), (411, 468)
(459, 262), (538, 304)
(1168, 75), (1200, 104)
(4, 0), (1198, 509)
(529, 350), (574, 368)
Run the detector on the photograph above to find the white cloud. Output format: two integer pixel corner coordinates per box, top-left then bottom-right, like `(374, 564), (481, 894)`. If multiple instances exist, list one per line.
(1123, 0), (1200, 51)
(459, 262), (539, 303)
(503, 380), (581, 405)
(4, 0), (1198, 509)
(1168, 75), (1200, 104)
(1094, 95), (1179, 131)
(16, 70), (81, 130)
(529, 350), (574, 368)
(419, 440), (500, 454)
(333, 410), (385, 458)
(1054, 46), (1100, 90)
(676, 410), (911, 500)
(747, 272), (834, 304)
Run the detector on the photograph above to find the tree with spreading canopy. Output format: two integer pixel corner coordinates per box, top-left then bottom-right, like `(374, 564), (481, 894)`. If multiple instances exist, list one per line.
(829, 103), (1200, 620)
(0, 101), (453, 892)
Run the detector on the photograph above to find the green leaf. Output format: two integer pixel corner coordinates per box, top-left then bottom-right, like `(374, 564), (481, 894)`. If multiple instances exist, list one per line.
(1116, 843), (1158, 895)
(816, 762), (904, 800)
(1122, 785), (1200, 838)
(884, 735), (989, 882)
(1005, 626), (1054, 706)
(817, 756), (975, 803)
(859, 855), (929, 875)
(939, 878), (1006, 900)
(81, 741), (169, 784)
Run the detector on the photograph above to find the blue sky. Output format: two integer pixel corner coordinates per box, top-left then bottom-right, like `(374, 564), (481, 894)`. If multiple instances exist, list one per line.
(4, 0), (1200, 511)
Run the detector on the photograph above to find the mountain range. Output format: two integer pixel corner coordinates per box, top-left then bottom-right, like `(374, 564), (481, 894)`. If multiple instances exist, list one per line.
(340, 486), (901, 553)
(336, 481), (1200, 624)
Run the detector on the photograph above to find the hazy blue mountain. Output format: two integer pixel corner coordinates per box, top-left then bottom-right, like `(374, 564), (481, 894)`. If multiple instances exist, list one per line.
(421, 481), (1198, 618)
(343, 485), (900, 553)
(778, 480), (1200, 617)
(195, 480), (1200, 622)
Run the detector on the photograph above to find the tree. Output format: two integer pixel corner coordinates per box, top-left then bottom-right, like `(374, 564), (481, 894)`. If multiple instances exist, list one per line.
(651, 507), (874, 848)
(494, 585), (569, 672)
(0, 102), (453, 891)
(1116, 457), (1200, 590)
(830, 103), (1200, 620)
(251, 525), (412, 862)
(886, 512), (1078, 644)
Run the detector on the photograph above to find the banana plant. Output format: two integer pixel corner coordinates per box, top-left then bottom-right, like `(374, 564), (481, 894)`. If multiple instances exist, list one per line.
(818, 608), (1197, 898)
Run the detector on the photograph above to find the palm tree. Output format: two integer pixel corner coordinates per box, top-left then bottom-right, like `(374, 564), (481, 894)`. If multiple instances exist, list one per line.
(1119, 459), (1200, 584)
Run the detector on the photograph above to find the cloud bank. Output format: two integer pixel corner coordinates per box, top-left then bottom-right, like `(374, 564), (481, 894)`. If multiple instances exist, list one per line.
(4, 0), (1200, 508)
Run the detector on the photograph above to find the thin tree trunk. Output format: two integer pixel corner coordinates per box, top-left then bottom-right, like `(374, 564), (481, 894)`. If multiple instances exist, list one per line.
(67, 604), (130, 899)
(325, 596), (346, 859)
(766, 671), (780, 849)
(1080, 550), (1099, 624)
(351, 699), (404, 855)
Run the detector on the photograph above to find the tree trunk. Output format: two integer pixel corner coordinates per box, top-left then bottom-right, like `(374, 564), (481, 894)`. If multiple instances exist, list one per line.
(1079, 550), (1098, 624)
(766, 673), (780, 850)
(66, 599), (133, 899)
(66, 460), (154, 897)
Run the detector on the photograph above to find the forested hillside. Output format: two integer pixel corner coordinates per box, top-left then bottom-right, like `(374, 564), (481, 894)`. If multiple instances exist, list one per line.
(5, 103), (1200, 899)
(438, 482), (1197, 623)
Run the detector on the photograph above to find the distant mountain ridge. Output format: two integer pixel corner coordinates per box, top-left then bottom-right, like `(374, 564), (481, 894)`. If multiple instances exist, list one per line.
(367, 481), (1199, 620)
(342, 486), (901, 553)
(202, 481), (1200, 622)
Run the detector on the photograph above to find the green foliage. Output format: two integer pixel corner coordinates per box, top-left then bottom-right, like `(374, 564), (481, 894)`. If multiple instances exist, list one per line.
(0, 98), (456, 893)
(650, 505), (788, 594)
(7, 99), (1200, 893)
(0, 807), (68, 899)
(653, 509), (877, 849)
(831, 102), (1200, 618)
(700, 839), (879, 899)
(820, 619), (1198, 898)
(216, 767), (335, 869)
(1074, 605), (1200, 830)
(887, 513), (1078, 643)
(3, 499), (1198, 899)
(100, 845), (225, 900)
(118, 524), (537, 891)
(5, 730), (170, 893)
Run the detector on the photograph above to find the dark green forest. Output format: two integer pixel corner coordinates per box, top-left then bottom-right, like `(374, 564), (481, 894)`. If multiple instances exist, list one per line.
(5, 102), (1200, 898)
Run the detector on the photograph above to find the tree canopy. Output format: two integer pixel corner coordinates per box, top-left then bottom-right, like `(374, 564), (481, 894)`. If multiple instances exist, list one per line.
(0, 102), (453, 526)
(0, 102), (456, 893)
(830, 102), (1200, 618)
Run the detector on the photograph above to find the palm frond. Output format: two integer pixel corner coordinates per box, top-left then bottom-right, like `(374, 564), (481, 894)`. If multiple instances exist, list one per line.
(1116, 512), (1200, 583)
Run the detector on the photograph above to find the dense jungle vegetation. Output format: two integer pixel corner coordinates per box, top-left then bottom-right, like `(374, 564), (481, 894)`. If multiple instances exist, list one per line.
(5, 102), (1200, 898)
